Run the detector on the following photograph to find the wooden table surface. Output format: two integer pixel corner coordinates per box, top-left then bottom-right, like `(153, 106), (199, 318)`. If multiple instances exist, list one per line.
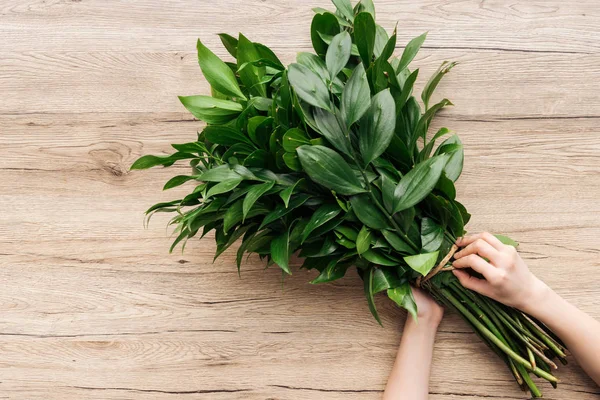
(1, 0), (599, 399)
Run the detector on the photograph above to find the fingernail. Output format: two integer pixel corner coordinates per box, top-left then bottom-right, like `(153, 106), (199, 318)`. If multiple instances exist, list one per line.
(455, 237), (462, 244)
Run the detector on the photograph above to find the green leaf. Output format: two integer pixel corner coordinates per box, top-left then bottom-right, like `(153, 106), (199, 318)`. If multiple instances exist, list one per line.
(362, 250), (397, 266)
(301, 204), (342, 243)
(179, 95), (243, 125)
(341, 63), (371, 127)
(131, 152), (196, 170)
(244, 149), (268, 168)
(359, 88), (396, 165)
(163, 175), (196, 190)
(311, 258), (350, 284)
(372, 268), (403, 293)
(387, 284), (418, 321)
(422, 61), (458, 109)
(354, 12), (376, 67)
(357, 0), (375, 18)
(356, 226), (372, 255)
(288, 63), (331, 111)
(271, 230), (292, 274)
(495, 234), (519, 248)
(204, 125), (254, 147)
(381, 230), (413, 254)
(297, 52), (329, 77)
(283, 152), (302, 171)
(259, 194), (311, 229)
(373, 25), (389, 59)
(364, 267), (382, 325)
(218, 33), (238, 58)
(206, 178), (243, 198)
(331, 0), (354, 22)
(310, 12), (341, 57)
(237, 230), (271, 274)
(421, 218), (444, 252)
(377, 25), (396, 61)
(254, 42), (284, 68)
(395, 69), (418, 111)
(349, 194), (389, 229)
(282, 128), (311, 152)
(198, 164), (241, 182)
(297, 145), (366, 195)
(435, 172), (456, 200)
(392, 154), (450, 213)
(214, 224), (254, 261)
(415, 98), (453, 143)
(243, 181), (275, 221)
(326, 31), (352, 80)
(247, 116), (273, 148)
(397, 32), (427, 73)
(279, 178), (304, 207)
(196, 39), (245, 99)
(313, 108), (353, 157)
(237, 33), (266, 97)
(435, 135), (464, 182)
(223, 200), (243, 232)
(403, 251), (439, 276)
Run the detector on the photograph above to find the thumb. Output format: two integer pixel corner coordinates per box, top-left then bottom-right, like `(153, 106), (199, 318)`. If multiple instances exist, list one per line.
(453, 269), (492, 297)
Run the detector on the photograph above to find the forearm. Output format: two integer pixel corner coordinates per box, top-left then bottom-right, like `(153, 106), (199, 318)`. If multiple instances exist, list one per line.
(524, 284), (600, 385)
(383, 316), (440, 400)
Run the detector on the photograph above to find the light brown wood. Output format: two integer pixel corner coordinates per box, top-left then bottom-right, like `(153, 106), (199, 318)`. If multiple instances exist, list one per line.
(1, 0), (599, 399)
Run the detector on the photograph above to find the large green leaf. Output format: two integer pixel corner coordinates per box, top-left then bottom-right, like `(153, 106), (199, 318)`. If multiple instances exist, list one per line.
(359, 88), (396, 165)
(237, 33), (266, 97)
(422, 61), (458, 109)
(326, 31), (352, 80)
(372, 267), (403, 294)
(381, 230), (413, 254)
(179, 96), (243, 125)
(282, 128), (311, 152)
(356, 226), (372, 255)
(297, 52), (329, 79)
(297, 145), (366, 195)
(349, 194), (389, 229)
(397, 32), (427, 73)
(362, 250), (397, 266)
(403, 251), (439, 276)
(354, 12), (376, 67)
(392, 154), (449, 213)
(204, 125), (254, 147)
(364, 267), (382, 325)
(387, 284), (418, 321)
(271, 230), (292, 274)
(196, 39), (245, 100)
(310, 12), (341, 57)
(206, 178), (243, 198)
(243, 181), (275, 221)
(341, 63), (371, 127)
(288, 63), (331, 111)
(313, 108), (353, 157)
(198, 165), (241, 182)
(301, 204), (342, 243)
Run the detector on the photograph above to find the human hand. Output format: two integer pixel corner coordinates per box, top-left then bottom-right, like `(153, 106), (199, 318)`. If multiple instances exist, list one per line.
(451, 232), (549, 312)
(411, 286), (444, 326)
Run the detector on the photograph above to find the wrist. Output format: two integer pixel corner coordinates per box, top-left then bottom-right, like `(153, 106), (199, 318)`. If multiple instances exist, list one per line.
(519, 278), (552, 315)
(407, 312), (442, 331)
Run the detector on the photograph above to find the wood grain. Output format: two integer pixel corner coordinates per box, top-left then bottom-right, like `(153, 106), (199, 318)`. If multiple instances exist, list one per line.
(1, 0), (599, 399)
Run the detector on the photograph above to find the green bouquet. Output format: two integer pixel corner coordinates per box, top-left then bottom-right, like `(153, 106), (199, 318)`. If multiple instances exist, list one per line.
(132, 0), (567, 396)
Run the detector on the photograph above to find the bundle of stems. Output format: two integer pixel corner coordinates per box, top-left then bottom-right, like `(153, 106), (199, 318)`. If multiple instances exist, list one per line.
(131, 0), (568, 396)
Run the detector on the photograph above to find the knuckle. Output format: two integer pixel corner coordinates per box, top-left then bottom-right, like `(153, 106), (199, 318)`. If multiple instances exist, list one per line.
(481, 232), (494, 242)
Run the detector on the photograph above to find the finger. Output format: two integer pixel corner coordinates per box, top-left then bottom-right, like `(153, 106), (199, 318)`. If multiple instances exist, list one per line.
(457, 232), (504, 251)
(453, 270), (493, 297)
(452, 254), (500, 281)
(454, 239), (502, 263)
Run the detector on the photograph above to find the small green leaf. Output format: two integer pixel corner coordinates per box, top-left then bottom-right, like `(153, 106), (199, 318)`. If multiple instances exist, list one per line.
(377, 25), (396, 61)
(196, 39), (245, 99)
(218, 33), (238, 58)
(271, 230), (292, 274)
(131, 152), (196, 170)
(422, 61), (458, 109)
(260, 194), (311, 229)
(392, 154), (449, 213)
(313, 108), (353, 157)
(243, 181), (275, 221)
(283, 152), (302, 171)
(204, 125), (254, 147)
(397, 32), (427, 73)
(341, 63), (371, 127)
(495, 234), (519, 248)
(395, 69), (419, 111)
(311, 258), (350, 284)
(354, 12), (376, 67)
(288, 63), (331, 111)
(349, 194), (389, 229)
(421, 218), (444, 252)
(179, 95), (243, 125)
(279, 179), (304, 207)
(326, 31), (352, 80)
(310, 12), (341, 57)
(362, 250), (397, 266)
(381, 230), (413, 254)
(373, 25), (389, 59)
(282, 128), (311, 152)
(247, 116), (273, 148)
(387, 284), (418, 321)
(358, 88), (396, 165)
(237, 33), (266, 97)
(297, 145), (366, 195)
(403, 251), (439, 276)
(357, 0), (375, 18)
(364, 267), (382, 325)
(435, 135), (464, 182)
(163, 175), (196, 190)
(198, 165), (241, 182)
(297, 52), (329, 77)
(372, 268), (403, 294)
(331, 0), (354, 22)
(356, 226), (372, 255)
(206, 178), (243, 198)
(301, 204), (341, 243)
